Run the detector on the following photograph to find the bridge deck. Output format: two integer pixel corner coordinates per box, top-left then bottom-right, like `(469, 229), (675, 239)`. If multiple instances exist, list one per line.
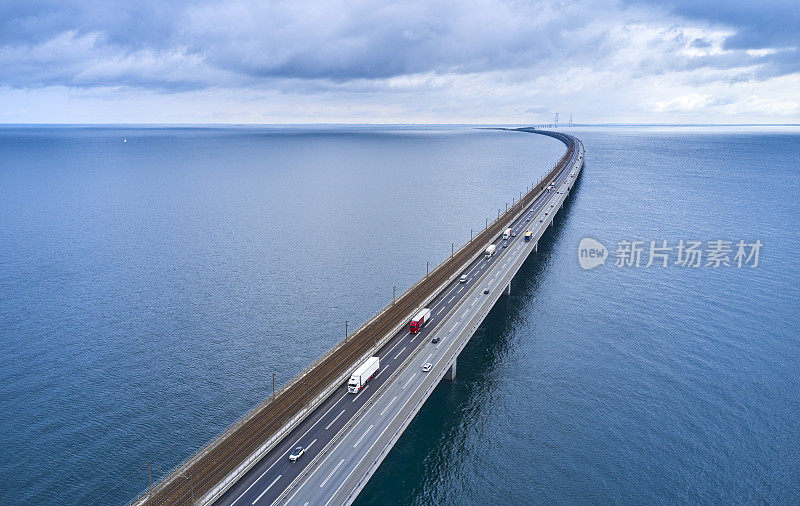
(132, 129), (582, 506)
(212, 131), (584, 506)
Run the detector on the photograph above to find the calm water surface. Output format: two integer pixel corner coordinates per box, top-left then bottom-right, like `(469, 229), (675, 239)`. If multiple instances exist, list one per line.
(0, 125), (798, 504)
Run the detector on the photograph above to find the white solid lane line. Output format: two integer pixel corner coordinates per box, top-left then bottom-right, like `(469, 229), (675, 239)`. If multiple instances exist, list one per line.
(252, 475), (282, 504)
(284, 173), (568, 502)
(384, 332), (410, 359)
(324, 459), (361, 506)
(324, 410), (346, 430)
(289, 164), (576, 503)
(323, 366), (432, 505)
(319, 459), (345, 488)
(231, 463), (274, 506)
(351, 384), (369, 403)
(352, 424), (374, 448)
(380, 396), (397, 416)
(233, 390), (348, 505)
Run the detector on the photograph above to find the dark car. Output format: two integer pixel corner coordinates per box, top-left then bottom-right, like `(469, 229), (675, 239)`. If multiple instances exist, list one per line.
(483, 287), (490, 294)
(432, 336), (440, 344)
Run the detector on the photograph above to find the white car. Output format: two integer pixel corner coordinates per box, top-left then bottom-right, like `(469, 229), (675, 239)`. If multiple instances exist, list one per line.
(289, 446), (305, 462)
(460, 274), (468, 283)
(422, 363), (433, 372)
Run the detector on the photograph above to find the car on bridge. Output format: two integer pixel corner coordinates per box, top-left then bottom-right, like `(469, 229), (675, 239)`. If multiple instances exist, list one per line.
(289, 446), (305, 462)
(422, 363), (432, 372)
(432, 336), (440, 344)
(484, 287), (490, 294)
(460, 274), (468, 283)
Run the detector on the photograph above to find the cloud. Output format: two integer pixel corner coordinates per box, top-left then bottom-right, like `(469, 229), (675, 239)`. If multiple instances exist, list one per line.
(0, 0), (798, 122)
(1, 0), (593, 89)
(625, 0), (800, 50)
(525, 106), (550, 114)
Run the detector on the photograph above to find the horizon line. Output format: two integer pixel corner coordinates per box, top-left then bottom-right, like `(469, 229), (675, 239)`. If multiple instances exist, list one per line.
(1, 122), (799, 127)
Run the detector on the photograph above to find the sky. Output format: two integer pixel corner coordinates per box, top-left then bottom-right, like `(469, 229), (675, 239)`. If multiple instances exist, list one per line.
(1, 0), (798, 124)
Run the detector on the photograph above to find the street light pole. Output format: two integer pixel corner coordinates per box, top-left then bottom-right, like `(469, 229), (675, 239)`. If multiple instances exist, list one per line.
(184, 474), (195, 505)
(345, 320), (348, 341)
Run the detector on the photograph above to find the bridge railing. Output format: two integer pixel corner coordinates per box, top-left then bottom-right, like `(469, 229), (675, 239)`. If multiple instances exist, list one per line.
(128, 129), (576, 506)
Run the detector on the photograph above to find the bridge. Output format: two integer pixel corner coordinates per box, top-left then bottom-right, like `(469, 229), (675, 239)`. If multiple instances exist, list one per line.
(130, 128), (585, 506)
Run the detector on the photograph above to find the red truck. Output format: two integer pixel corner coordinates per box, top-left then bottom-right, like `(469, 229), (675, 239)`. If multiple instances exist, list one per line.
(410, 308), (432, 334)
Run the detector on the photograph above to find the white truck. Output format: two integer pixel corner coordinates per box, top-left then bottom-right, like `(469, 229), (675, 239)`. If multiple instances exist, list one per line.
(348, 356), (380, 393)
(503, 228), (513, 240)
(485, 244), (497, 258)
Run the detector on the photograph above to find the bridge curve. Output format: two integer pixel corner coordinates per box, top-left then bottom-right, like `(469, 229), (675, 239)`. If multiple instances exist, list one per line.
(131, 128), (584, 506)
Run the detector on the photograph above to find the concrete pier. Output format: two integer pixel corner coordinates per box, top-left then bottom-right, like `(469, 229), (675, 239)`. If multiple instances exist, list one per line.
(444, 360), (456, 381)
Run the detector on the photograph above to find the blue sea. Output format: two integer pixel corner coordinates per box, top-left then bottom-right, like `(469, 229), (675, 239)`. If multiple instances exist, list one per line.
(1, 125), (798, 504)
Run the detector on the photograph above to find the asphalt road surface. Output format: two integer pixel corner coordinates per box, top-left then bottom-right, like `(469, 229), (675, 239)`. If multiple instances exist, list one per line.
(215, 137), (584, 506)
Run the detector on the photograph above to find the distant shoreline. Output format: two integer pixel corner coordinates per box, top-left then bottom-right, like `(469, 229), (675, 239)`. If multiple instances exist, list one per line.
(1, 123), (799, 127)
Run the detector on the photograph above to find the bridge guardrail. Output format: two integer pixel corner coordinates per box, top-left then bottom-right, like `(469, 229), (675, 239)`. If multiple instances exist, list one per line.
(129, 128), (576, 506)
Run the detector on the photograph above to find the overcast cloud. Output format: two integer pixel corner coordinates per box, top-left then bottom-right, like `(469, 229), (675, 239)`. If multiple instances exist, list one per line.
(1, 0), (798, 123)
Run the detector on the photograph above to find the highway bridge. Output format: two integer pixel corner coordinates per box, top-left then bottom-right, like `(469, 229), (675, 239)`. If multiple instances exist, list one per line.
(131, 128), (585, 506)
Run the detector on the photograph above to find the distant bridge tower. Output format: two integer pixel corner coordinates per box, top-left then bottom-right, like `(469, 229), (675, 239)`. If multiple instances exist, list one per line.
(555, 113), (559, 127)
(569, 114), (573, 127)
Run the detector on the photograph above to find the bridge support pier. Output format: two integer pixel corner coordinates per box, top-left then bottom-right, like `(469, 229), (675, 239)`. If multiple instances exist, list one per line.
(506, 280), (511, 295)
(534, 241), (538, 252)
(444, 359), (456, 381)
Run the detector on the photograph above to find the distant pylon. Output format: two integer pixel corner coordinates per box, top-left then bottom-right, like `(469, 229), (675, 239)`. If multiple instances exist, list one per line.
(569, 114), (573, 127)
(555, 113), (559, 127)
